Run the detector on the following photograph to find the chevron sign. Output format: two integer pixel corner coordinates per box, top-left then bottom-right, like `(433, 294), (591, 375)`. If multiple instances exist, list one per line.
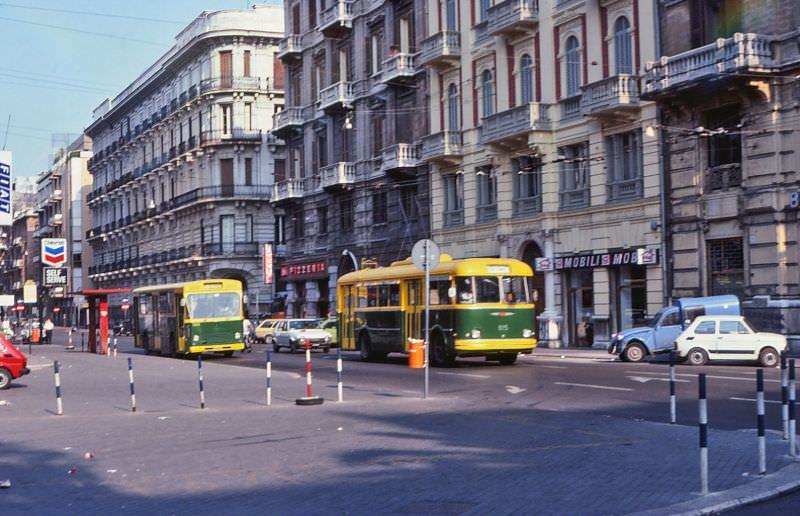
(41, 238), (67, 267)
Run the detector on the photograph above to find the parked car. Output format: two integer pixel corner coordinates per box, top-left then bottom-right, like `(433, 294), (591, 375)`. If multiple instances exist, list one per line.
(254, 319), (281, 343)
(318, 318), (338, 347)
(113, 320), (133, 336)
(675, 315), (786, 367)
(609, 295), (740, 362)
(272, 319), (332, 353)
(0, 335), (30, 389)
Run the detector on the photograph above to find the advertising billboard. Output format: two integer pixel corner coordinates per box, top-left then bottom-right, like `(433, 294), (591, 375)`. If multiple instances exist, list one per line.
(41, 238), (68, 267)
(0, 150), (11, 227)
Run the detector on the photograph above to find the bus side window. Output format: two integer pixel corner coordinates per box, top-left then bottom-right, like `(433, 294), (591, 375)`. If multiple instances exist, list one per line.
(389, 284), (400, 306)
(367, 286), (379, 307)
(378, 285), (390, 307)
(358, 286), (368, 308)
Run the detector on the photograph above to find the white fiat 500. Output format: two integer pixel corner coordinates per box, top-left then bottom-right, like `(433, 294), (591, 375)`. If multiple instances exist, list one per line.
(675, 315), (787, 367)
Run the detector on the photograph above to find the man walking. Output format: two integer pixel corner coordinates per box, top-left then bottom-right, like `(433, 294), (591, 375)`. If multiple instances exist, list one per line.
(43, 317), (55, 344)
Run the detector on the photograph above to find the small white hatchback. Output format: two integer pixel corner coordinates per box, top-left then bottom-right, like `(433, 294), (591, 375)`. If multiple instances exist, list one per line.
(675, 315), (787, 367)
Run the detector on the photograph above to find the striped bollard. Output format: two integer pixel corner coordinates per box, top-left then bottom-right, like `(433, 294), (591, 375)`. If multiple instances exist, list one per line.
(128, 358), (137, 413)
(54, 360), (63, 416)
(699, 373), (709, 496)
(337, 345), (343, 403)
(113, 337), (118, 358)
(295, 338), (323, 405)
(66, 330), (74, 351)
(669, 351), (677, 424)
(198, 354), (206, 410)
(790, 359), (796, 458)
(266, 350), (272, 407)
(782, 352), (789, 440)
(756, 369), (766, 474)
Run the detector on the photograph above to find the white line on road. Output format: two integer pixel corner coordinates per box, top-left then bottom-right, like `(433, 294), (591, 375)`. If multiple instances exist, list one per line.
(505, 385), (526, 394)
(554, 382), (634, 392)
(628, 376), (690, 384)
(534, 365), (567, 369)
(435, 371), (491, 379)
(624, 370), (779, 383)
(730, 397), (782, 404)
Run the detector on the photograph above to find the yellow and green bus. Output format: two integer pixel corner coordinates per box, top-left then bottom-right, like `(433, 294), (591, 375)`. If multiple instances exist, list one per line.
(133, 279), (245, 356)
(337, 255), (537, 366)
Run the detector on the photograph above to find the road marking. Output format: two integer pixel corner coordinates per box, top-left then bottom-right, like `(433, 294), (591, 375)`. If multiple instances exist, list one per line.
(554, 382), (634, 392)
(730, 397), (782, 404)
(535, 365), (567, 369)
(505, 385), (526, 394)
(628, 376), (689, 384)
(625, 370), (779, 383)
(435, 371), (490, 379)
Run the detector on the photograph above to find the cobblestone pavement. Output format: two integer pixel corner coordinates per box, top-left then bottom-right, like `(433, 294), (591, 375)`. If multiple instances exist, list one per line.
(0, 333), (797, 515)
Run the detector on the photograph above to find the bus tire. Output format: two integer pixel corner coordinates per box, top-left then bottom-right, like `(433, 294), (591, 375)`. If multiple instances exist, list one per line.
(430, 332), (455, 368)
(498, 353), (517, 365)
(222, 351), (234, 357)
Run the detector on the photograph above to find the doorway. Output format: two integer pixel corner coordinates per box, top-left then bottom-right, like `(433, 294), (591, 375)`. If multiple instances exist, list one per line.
(521, 241), (546, 325)
(566, 269), (594, 347)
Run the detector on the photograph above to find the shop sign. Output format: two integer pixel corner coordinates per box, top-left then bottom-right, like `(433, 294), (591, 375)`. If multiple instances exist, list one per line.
(0, 150), (11, 227)
(280, 260), (327, 280)
(263, 243), (273, 285)
(43, 267), (68, 286)
(535, 249), (659, 272)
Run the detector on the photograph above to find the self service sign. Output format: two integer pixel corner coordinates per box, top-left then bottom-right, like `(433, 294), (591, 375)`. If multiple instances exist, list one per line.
(41, 238), (67, 267)
(0, 150), (11, 227)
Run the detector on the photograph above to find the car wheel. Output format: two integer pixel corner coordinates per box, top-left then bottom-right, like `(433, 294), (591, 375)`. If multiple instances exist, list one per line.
(322, 347), (330, 354)
(430, 333), (456, 367)
(290, 341), (297, 354)
(272, 342), (280, 353)
(0, 367), (11, 390)
(687, 348), (709, 366)
(623, 343), (647, 363)
(498, 353), (518, 365)
(759, 347), (779, 368)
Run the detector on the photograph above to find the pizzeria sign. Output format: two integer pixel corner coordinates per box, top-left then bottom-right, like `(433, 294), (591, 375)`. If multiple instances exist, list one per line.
(280, 260), (327, 280)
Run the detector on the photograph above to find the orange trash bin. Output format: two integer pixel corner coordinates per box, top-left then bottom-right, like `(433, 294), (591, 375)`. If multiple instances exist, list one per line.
(31, 328), (40, 343)
(408, 339), (424, 369)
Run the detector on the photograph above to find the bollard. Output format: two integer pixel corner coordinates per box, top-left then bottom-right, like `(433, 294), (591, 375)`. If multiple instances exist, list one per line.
(128, 358), (137, 413)
(81, 331), (84, 353)
(295, 338), (324, 405)
(337, 345), (343, 403)
(266, 350), (272, 407)
(66, 329), (74, 351)
(669, 351), (677, 424)
(790, 359), (796, 458)
(113, 337), (118, 358)
(54, 360), (63, 416)
(782, 351), (789, 440)
(198, 354), (206, 410)
(756, 369), (766, 474)
(699, 373), (709, 496)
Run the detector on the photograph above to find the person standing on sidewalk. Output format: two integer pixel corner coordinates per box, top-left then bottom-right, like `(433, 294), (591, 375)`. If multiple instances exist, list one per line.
(43, 317), (55, 344)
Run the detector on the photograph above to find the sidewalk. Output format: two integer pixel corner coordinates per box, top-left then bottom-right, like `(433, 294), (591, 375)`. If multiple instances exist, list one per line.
(532, 346), (612, 360)
(1, 341), (798, 515)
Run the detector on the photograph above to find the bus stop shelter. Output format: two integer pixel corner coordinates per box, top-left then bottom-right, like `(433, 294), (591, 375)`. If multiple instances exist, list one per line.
(72, 288), (130, 354)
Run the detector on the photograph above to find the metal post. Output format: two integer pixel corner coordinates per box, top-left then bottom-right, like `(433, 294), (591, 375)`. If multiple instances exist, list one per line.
(790, 360), (796, 458)
(782, 351), (789, 440)
(66, 329), (74, 350)
(423, 240), (430, 400)
(113, 337), (118, 358)
(198, 354), (206, 410)
(699, 373), (709, 496)
(337, 345), (343, 403)
(128, 358), (136, 413)
(757, 368), (766, 474)
(669, 350), (677, 424)
(266, 350), (272, 407)
(54, 360), (63, 416)
(305, 338), (312, 398)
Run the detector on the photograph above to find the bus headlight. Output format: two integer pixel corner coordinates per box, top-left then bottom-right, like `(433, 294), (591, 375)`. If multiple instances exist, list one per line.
(523, 329), (533, 338)
(192, 334), (200, 342)
(325, 335), (331, 343)
(235, 332), (241, 340)
(472, 329), (481, 339)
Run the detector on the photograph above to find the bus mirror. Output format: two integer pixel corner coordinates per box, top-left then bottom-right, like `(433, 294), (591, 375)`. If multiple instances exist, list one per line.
(243, 295), (249, 304)
(448, 287), (456, 299)
(179, 298), (186, 307)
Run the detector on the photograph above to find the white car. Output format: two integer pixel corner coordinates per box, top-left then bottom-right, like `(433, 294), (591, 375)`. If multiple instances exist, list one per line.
(675, 315), (786, 367)
(272, 319), (332, 353)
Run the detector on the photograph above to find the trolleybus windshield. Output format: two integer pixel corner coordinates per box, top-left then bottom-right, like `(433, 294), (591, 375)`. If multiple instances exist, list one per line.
(186, 292), (240, 319)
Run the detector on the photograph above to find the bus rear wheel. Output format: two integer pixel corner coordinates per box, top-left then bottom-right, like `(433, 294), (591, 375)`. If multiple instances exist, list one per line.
(431, 333), (455, 368)
(497, 353), (517, 365)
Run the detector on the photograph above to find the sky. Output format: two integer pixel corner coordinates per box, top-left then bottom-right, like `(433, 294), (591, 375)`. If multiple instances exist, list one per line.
(0, 0), (280, 178)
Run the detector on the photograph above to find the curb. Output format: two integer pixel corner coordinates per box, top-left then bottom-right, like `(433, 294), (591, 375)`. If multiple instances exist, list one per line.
(630, 461), (800, 516)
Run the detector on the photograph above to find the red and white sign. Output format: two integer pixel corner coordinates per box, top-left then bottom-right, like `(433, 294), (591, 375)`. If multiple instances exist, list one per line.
(53, 306), (61, 313)
(41, 238), (67, 267)
(280, 260), (327, 280)
(121, 302), (130, 312)
(263, 243), (273, 285)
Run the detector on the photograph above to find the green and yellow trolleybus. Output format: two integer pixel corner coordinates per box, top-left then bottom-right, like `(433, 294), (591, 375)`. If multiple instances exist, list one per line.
(337, 255), (537, 366)
(133, 279), (245, 356)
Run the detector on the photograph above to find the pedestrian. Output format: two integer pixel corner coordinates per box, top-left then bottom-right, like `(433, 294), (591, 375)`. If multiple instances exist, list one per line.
(243, 317), (254, 353)
(43, 317), (55, 344)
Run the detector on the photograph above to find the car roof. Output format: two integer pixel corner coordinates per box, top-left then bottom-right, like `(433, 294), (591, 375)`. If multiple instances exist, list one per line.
(693, 315), (743, 322)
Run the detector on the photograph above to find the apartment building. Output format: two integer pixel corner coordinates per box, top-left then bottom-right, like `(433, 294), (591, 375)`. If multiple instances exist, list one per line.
(272, 0), (429, 318)
(645, 0), (800, 337)
(84, 6), (285, 315)
(420, 0), (664, 347)
(0, 178), (37, 305)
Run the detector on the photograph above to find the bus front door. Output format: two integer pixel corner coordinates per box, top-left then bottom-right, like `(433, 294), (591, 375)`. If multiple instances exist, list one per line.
(341, 286), (356, 351)
(404, 280), (422, 351)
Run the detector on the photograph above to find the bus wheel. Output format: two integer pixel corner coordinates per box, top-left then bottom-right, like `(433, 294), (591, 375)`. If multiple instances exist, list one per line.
(222, 351), (234, 357)
(498, 353), (517, 365)
(431, 333), (455, 367)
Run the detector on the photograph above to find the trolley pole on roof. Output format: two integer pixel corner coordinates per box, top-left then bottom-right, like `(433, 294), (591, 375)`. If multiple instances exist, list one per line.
(412, 239), (440, 400)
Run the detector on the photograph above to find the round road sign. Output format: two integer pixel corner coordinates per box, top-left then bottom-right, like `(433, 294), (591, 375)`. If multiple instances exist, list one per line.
(411, 239), (441, 271)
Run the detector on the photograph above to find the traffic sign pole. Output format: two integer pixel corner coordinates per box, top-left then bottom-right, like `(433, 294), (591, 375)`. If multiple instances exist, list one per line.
(424, 240), (430, 400)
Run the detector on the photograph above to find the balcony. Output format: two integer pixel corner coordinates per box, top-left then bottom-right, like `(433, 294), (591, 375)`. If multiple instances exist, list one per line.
(48, 213), (63, 227)
(272, 179), (307, 204)
(381, 53), (417, 84)
(421, 131), (463, 163)
(318, 81), (354, 111)
(381, 143), (422, 174)
(419, 31), (461, 68)
(560, 95), (582, 120)
(581, 75), (640, 117)
(199, 76), (266, 94)
(278, 35), (303, 61)
(480, 102), (551, 148)
(200, 129), (262, 145)
(487, 0), (539, 37)
(320, 162), (357, 190)
(644, 32), (775, 97)
(319, 0), (354, 36)
(49, 189), (63, 203)
(272, 107), (304, 137)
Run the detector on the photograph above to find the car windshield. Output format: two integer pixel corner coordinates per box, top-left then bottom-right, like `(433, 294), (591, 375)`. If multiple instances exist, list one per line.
(186, 292), (240, 319)
(289, 320), (318, 330)
(645, 308), (667, 328)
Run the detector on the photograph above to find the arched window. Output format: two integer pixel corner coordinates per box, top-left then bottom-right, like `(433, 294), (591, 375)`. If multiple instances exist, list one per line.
(565, 36), (581, 96)
(447, 83), (459, 131)
(481, 69), (494, 118)
(446, 0), (457, 31)
(519, 54), (534, 104)
(614, 16), (633, 75)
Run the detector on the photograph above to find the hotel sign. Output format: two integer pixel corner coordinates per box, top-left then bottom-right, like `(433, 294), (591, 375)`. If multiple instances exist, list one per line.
(534, 249), (659, 272)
